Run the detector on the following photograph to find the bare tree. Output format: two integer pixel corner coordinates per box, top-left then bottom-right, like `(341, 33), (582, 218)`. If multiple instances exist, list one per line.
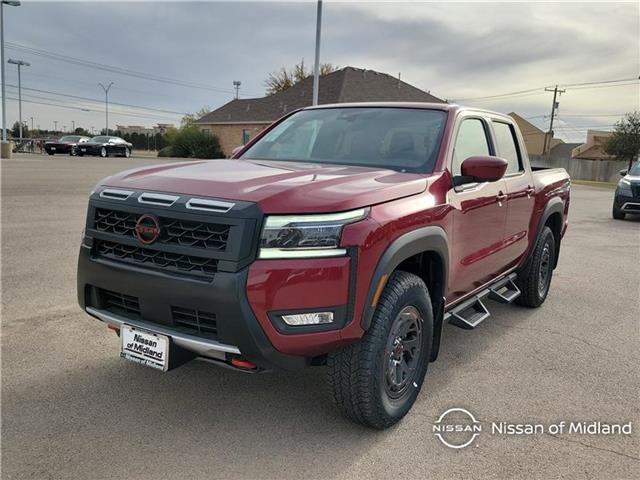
(264, 60), (339, 95)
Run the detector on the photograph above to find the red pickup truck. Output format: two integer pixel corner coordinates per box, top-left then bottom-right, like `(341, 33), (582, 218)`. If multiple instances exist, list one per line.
(78, 103), (570, 428)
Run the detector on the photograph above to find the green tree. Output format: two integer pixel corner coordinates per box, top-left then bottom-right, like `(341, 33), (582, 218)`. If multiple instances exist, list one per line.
(605, 112), (640, 170)
(160, 127), (223, 159)
(181, 106), (213, 128)
(264, 59), (339, 95)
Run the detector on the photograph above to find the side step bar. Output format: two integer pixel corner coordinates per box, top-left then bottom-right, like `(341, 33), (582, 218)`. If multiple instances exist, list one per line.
(445, 273), (520, 329)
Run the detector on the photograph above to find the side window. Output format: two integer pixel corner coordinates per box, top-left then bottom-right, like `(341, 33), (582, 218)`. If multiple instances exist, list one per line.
(452, 119), (490, 176)
(492, 121), (522, 174)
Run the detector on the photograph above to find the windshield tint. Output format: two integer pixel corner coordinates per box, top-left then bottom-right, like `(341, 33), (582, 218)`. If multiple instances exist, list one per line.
(60, 136), (81, 142)
(629, 162), (640, 176)
(240, 107), (447, 172)
(90, 136), (110, 143)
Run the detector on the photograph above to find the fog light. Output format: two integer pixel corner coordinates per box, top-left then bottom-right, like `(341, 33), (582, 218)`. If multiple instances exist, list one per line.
(281, 312), (334, 326)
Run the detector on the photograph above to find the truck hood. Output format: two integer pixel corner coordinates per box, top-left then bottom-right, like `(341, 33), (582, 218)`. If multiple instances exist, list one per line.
(103, 159), (428, 213)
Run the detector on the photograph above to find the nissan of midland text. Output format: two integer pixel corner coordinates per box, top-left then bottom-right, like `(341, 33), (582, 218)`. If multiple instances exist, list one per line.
(78, 103), (570, 428)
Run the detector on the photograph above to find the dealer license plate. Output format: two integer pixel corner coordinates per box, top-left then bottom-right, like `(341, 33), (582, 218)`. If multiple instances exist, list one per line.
(81, 148), (86, 152)
(51, 147), (56, 150)
(120, 325), (169, 371)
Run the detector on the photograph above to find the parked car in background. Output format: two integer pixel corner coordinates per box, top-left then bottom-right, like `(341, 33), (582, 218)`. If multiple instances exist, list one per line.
(44, 135), (90, 156)
(77, 136), (133, 158)
(612, 162), (640, 219)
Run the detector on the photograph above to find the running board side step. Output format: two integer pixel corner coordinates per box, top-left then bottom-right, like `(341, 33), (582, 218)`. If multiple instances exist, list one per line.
(488, 274), (521, 304)
(444, 273), (520, 329)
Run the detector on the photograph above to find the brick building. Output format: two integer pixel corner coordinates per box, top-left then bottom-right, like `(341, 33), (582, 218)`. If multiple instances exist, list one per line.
(196, 67), (443, 157)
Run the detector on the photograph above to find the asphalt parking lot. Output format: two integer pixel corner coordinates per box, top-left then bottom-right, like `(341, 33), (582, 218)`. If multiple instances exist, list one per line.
(2, 153), (639, 479)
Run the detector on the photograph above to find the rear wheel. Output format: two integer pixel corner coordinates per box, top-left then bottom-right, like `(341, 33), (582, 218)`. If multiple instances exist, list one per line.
(100, 147), (108, 158)
(327, 271), (433, 429)
(516, 226), (555, 308)
(612, 203), (625, 220)
(70, 146), (77, 156)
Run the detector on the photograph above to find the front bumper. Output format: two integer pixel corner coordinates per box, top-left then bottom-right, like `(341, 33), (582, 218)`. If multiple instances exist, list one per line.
(78, 244), (307, 371)
(614, 191), (640, 213)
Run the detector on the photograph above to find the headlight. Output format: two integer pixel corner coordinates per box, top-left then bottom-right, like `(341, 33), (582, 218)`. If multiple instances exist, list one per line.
(618, 178), (632, 194)
(259, 208), (368, 259)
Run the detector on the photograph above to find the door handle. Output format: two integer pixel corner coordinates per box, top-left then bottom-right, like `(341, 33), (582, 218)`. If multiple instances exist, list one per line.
(526, 186), (535, 197)
(496, 192), (507, 203)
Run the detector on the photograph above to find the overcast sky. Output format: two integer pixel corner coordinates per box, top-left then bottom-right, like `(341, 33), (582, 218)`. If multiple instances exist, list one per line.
(3, 0), (639, 141)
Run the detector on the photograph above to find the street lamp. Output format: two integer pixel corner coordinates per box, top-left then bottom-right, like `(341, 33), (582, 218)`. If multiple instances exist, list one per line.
(98, 82), (114, 135)
(312, 0), (323, 106)
(1, 0), (21, 145)
(8, 58), (30, 139)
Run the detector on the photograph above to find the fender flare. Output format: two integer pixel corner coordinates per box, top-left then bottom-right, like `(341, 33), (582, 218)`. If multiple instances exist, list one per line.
(361, 225), (449, 331)
(528, 196), (565, 269)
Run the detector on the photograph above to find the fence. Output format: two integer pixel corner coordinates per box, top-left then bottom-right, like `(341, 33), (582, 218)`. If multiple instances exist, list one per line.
(530, 155), (628, 183)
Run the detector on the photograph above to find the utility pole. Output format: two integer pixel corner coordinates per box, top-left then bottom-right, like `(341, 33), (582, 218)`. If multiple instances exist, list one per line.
(312, 0), (323, 106)
(53, 120), (58, 133)
(72, 120), (75, 132)
(98, 82), (114, 135)
(8, 58), (30, 139)
(1, 1), (22, 146)
(542, 85), (565, 159)
(233, 80), (241, 99)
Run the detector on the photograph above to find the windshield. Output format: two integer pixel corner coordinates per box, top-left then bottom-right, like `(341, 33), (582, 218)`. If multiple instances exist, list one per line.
(90, 136), (111, 143)
(60, 136), (81, 142)
(240, 107), (447, 172)
(628, 162), (640, 176)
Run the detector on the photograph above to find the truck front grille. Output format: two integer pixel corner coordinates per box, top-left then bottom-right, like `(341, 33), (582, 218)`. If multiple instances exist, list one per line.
(98, 288), (141, 317)
(95, 208), (230, 251)
(95, 240), (218, 278)
(171, 306), (218, 339)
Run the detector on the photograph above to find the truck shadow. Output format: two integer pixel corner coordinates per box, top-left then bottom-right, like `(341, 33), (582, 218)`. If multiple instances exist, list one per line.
(4, 303), (536, 478)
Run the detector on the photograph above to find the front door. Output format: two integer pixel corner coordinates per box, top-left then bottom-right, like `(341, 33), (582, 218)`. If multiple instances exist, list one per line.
(448, 117), (508, 304)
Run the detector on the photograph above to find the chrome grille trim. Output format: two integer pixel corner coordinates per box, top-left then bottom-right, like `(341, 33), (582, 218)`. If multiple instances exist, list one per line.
(186, 198), (235, 213)
(138, 192), (180, 206)
(100, 188), (134, 201)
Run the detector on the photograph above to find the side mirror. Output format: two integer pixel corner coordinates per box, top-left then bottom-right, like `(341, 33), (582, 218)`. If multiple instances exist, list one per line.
(460, 155), (508, 183)
(619, 169), (628, 176)
(230, 145), (244, 158)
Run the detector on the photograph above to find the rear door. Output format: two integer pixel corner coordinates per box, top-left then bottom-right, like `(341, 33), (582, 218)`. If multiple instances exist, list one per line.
(490, 119), (535, 269)
(448, 116), (509, 303)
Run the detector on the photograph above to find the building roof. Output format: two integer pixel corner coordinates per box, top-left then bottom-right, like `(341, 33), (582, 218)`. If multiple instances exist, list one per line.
(197, 67), (444, 124)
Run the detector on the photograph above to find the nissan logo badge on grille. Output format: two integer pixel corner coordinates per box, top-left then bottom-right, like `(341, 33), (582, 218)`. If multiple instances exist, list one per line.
(135, 214), (161, 244)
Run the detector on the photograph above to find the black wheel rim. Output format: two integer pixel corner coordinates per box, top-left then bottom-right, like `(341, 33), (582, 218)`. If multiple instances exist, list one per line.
(538, 242), (552, 298)
(384, 306), (423, 399)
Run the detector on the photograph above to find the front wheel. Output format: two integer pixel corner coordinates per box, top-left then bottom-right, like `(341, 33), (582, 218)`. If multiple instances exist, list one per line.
(123, 148), (131, 158)
(612, 204), (625, 220)
(516, 226), (556, 308)
(327, 271), (433, 429)
(100, 147), (108, 158)
(70, 146), (77, 156)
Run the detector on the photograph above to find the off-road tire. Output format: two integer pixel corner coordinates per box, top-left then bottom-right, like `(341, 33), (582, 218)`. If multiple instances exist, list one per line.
(327, 271), (433, 429)
(612, 204), (625, 220)
(515, 226), (555, 308)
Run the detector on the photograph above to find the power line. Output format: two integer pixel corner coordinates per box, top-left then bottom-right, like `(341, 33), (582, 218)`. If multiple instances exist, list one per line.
(5, 41), (262, 97)
(6, 84), (187, 115)
(452, 77), (638, 102)
(4, 96), (181, 122)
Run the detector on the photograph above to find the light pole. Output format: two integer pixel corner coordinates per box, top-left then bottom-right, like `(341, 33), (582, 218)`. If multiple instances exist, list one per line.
(1, 0), (21, 144)
(233, 80), (241, 100)
(72, 120), (75, 133)
(53, 120), (57, 133)
(8, 58), (30, 139)
(98, 82), (113, 135)
(312, 0), (323, 106)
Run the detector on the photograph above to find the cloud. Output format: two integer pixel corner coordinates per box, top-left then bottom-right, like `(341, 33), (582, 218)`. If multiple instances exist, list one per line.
(3, 1), (638, 141)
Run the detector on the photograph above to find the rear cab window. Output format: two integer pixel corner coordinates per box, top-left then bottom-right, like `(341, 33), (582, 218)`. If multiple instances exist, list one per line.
(491, 121), (523, 175)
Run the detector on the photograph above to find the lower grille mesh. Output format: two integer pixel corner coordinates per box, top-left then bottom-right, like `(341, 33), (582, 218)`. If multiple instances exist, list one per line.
(171, 306), (218, 339)
(99, 288), (141, 317)
(95, 240), (218, 278)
